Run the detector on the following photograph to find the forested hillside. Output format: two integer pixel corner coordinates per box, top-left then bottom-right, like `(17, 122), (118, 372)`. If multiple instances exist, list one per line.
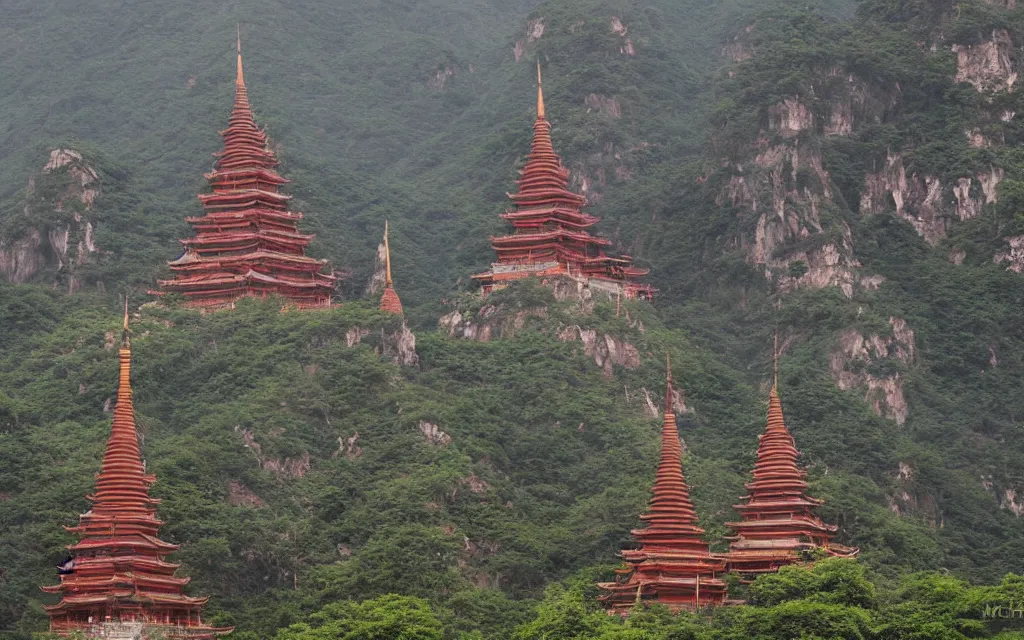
(5, 0), (1024, 638)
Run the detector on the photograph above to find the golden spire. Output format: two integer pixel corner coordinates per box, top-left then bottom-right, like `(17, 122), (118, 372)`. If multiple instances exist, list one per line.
(236, 24), (245, 87)
(536, 60), (545, 120)
(665, 353), (673, 413)
(379, 221), (404, 315)
(384, 220), (393, 288)
(773, 329), (779, 392)
(121, 298), (131, 349)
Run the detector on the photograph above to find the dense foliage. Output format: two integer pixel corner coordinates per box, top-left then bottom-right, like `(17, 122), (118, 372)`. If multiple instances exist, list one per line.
(5, 0), (1024, 638)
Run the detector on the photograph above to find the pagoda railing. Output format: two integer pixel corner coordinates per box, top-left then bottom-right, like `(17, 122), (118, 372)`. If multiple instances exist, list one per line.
(50, 622), (219, 640)
(491, 261), (559, 274)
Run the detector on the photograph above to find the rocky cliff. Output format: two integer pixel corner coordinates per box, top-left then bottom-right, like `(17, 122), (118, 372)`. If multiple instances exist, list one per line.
(439, 277), (647, 378)
(0, 149), (103, 292)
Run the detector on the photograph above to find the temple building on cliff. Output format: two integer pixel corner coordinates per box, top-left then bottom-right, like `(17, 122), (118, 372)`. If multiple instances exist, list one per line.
(157, 34), (334, 308)
(597, 359), (726, 612)
(379, 221), (403, 315)
(725, 359), (858, 579)
(42, 306), (230, 639)
(472, 64), (653, 300)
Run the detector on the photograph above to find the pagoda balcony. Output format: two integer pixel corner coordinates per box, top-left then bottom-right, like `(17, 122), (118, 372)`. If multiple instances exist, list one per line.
(70, 537), (179, 554)
(507, 192), (587, 208)
(726, 517), (838, 532)
(206, 166), (288, 184)
(170, 287), (333, 309)
(218, 131), (268, 146)
(187, 222), (303, 237)
(518, 162), (567, 177)
(621, 550), (726, 564)
(734, 497), (825, 511)
(186, 208), (304, 225)
(68, 523), (165, 539)
(48, 574), (192, 593)
(173, 259), (330, 277)
(45, 590), (209, 608)
(185, 229), (313, 245)
(216, 124), (266, 140)
(208, 179), (288, 194)
(515, 176), (575, 192)
(67, 557), (183, 573)
(751, 452), (802, 464)
(160, 270), (335, 290)
(215, 148), (278, 166)
(169, 249), (329, 269)
(502, 208), (599, 226)
(199, 188), (291, 206)
(490, 229), (612, 246)
(48, 621), (233, 640)
(168, 265), (332, 282)
(188, 240), (310, 257)
(727, 537), (812, 550)
(215, 158), (280, 173)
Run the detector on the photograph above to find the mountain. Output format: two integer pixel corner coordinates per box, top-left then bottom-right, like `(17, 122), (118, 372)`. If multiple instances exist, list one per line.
(4, 0), (1024, 638)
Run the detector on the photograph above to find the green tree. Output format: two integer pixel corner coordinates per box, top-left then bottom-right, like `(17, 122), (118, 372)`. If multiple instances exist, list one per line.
(275, 595), (443, 640)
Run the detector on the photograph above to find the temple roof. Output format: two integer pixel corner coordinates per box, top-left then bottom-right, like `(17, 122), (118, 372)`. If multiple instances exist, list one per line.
(632, 363), (707, 548)
(157, 31), (334, 308)
(167, 249), (329, 268)
(725, 345), (859, 573)
(42, 306), (224, 632)
(89, 313), (160, 522)
(477, 63), (652, 299)
(159, 269), (335, 289)
(490, 229), (613, 247)
(213, 36), (279, 173)
(597, 358), (726, 611)
(735, 386), (819, 507)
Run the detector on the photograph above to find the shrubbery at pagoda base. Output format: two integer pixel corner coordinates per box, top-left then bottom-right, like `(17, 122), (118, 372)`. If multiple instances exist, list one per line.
(512, 560), (1024, 640)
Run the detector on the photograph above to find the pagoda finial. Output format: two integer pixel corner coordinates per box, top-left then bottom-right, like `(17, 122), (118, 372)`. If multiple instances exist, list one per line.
(536, 59), (545, 120)
(723, 326), (860, 577)
(379, 221), (404, 315)
(665, 353), (673, 413)
(773, 329), (779, 393)
(42, 295), (232, 637)
(236, 24), (245, 87)
(384, 220), (393, 288)
(596, 349), (728, 611)
(121, 298), (131, 349)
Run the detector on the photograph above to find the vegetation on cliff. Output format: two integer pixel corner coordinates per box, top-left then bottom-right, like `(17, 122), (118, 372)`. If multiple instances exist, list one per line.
(4, 0), (1024, 638)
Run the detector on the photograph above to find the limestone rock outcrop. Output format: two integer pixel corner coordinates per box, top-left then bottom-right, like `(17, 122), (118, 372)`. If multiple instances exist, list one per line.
(829, 318), (916, 425)
(0, 149), (102, 291)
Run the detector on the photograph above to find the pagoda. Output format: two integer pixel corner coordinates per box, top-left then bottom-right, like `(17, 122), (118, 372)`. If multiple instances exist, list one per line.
(472, 63), (653, 299)
(597, 358), (727, 612)
(379, 221), (403, 315)
(42, 305), (231, 639)
(724, 348), (858, 579)
(157, 32), (335, 308)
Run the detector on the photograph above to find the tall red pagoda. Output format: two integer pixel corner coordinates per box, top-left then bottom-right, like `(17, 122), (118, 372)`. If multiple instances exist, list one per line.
(597, 358), (726, 612)
(472, 63), (653, 299)
(42, 306), (230, 639)
(725, 359), (858, 579)
(157, 33), (335, 308)
(379, 221), (403, 315)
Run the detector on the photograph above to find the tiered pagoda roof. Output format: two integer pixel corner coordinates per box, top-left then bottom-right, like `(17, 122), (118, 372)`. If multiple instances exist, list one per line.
(157, 34), (335, 308)
(472, 63), (653, 300)
(725, 377), (858, 579)
(598, 359), (726, 612)
(42, 306), (231, 639)
(379, 221), (403, 315)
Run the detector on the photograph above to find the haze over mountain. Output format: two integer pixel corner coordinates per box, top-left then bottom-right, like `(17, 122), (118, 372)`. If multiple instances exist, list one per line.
(4, 0), (1024, 638)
